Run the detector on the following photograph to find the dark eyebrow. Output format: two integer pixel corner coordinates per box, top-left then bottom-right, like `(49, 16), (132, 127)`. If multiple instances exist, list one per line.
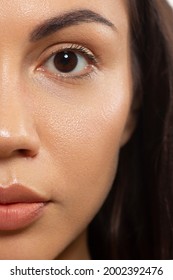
(30, 9), (115, 42)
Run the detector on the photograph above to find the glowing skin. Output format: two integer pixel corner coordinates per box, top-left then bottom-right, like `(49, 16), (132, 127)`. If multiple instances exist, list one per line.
(0, 0), (136, 259)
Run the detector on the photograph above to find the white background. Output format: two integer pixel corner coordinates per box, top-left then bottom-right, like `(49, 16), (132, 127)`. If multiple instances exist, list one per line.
(1, 260), (173, 280)
(168, 0), (173, 7)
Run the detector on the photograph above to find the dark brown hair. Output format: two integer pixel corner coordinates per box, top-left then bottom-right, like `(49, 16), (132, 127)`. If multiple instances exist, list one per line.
(88, 0), (173, 259)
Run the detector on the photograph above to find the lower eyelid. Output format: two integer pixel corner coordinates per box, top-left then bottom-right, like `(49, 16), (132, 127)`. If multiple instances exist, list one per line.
(39, 63), (96, 78)
(35, 64), (98, 86)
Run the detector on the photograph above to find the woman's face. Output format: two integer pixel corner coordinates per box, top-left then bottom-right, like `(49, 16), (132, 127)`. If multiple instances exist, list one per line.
(0, 0), (134, 259)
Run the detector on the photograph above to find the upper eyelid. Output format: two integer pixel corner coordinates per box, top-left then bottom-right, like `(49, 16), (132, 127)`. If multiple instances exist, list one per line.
(37, 43), (99, 66)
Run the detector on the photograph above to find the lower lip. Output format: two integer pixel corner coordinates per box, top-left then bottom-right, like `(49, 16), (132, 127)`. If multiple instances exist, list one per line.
(0, 202), (45, 231)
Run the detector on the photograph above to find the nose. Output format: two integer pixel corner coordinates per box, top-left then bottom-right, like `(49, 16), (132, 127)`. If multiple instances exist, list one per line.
(0, 92), (40, 159)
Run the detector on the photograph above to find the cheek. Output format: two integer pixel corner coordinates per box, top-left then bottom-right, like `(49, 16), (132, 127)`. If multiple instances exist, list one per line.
(34, 76), (131, 227)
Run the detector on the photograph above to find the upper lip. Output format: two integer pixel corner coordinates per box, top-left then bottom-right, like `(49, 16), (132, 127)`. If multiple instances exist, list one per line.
(0, 183), (47, 205)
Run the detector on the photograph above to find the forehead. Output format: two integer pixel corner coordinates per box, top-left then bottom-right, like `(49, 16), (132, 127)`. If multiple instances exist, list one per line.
(0, 0), (129, 32)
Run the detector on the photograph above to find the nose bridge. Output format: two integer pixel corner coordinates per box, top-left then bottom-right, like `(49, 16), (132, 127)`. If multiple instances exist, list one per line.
(0, 48), (23, 94)
(0, 54), (40, 158)
(0, 87), (31, 136)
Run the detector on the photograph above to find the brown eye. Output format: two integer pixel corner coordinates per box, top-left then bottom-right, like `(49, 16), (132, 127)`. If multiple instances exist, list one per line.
(53, 51), (78, 73)
(43, 49), (89, 76)
(40, 44), (98, 80)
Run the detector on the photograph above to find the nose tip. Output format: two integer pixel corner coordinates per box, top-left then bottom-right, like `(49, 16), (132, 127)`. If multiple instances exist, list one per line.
(0, 129), (40, 158)
(0, 128), (40, 158)
(0, 99), (40, 159)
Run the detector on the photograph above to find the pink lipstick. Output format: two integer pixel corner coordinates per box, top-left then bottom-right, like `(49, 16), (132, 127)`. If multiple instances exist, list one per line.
(0, 184), (47, 231)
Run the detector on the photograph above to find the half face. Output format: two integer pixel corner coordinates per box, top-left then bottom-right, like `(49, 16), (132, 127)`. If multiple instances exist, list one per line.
(0, 0), (134, 259)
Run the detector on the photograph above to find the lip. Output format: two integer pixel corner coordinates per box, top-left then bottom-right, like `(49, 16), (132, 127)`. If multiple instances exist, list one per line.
(0, 183), (48, 231)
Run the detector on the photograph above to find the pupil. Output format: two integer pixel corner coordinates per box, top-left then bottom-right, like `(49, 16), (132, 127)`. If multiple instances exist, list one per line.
(54, 51), (78, 73)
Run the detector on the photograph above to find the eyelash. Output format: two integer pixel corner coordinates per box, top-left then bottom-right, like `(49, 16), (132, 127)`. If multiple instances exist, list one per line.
(36, 43), (99, 82)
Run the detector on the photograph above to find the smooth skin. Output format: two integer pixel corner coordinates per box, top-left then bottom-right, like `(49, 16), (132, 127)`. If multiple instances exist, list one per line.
(0, 0), (136, 259)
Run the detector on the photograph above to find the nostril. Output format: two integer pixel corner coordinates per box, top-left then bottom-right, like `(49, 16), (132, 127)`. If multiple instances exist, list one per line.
(0, 132), (40, 159)
(18, 149), (28, 156)
(18, 149), (34, 158)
